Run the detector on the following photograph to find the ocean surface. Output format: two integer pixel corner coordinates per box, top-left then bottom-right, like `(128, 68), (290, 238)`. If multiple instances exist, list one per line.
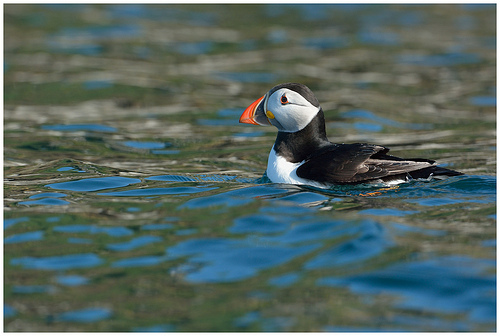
(4, 4), (496, 332)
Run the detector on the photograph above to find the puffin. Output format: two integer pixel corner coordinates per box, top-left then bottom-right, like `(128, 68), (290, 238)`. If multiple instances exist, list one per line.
(239, 82), (462, 188)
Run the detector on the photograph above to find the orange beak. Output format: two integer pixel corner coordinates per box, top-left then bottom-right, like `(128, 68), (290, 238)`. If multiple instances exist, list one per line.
(239, 95), (264, 125)
(239, 95), (270, 126)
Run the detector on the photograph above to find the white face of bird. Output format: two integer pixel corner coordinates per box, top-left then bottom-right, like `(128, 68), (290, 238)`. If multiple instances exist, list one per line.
(240, 85), (321, 132)
(264, 88), (320, 132)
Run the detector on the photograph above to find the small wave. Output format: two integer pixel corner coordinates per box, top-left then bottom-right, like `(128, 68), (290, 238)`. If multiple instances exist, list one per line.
(146, 174), (261, 184)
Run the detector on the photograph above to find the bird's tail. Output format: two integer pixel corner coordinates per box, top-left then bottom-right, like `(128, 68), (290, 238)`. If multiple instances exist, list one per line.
(408, 165), (463, 180)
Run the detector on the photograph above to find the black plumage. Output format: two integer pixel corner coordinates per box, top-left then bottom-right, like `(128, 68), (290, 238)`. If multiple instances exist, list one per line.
(275, 108), (461, 184)
(241, 82), (463, 186)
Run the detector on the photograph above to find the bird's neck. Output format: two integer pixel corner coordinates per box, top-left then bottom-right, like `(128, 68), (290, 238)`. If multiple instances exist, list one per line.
(273, 109), (329, 163)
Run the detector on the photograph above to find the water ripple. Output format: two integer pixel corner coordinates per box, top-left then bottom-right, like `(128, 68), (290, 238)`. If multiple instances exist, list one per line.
(53, 224), (134, 237)
(5, 231), (44, 244)
(98, 186), (216, 197)
(106, 235), (163, 251)
(166, 237), (320, 283)
(56, 307), (113, 323)
(11, 253), (103, 270)
(47, 176), (141, 192)
(317, 256), (495, 323)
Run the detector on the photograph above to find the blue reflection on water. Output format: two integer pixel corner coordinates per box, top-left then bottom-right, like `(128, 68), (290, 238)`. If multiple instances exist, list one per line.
(398, 52), (481, 66)
(107, 4), (151, 19)
(455, 15), (476, 30)
(267, 29), (289, 44)
(197, 108), (250, 127)
(53, 224), (134, 237)
(56, 307), (113, 323)
(29, 192), (67, 199)
(107, 4), (216, 26)
(56, 275), (89, 286)
(12, 285), (55, 294)
(148, 174), (257, 184)
(258, 219), (353, 246)
(47, 42), (102, 56)
(107, 235), (163, 251)
(4, 217), (29, 229)
(218, 108), (243, 117)
(4, 305), (16, 318)
(433, 175), (496, 196)
(305, 220), (394, 269)
(122, 141), (169, 149)
(293, 4), (331, 21)
(58, 167), (75, 171)
(266, 4), (364, 21)
(406, 197), (470, 206)
(462, 4), (496, 10)
(112, 255), (168, 268)
(147, 175), (196, 182)
(42, 124), (117, 132)
(233, 131), (265, 138)
(394, 10), (423, 26)
(19, 192), (70, 206)
(57, 167), (86, 172)
(358, 30), (400, 46)
(11, 253), (103, 270)
(179, 185), (286, 209)
(469, 96), (496, 107)
(353, 122), (383, 132)
(302, 36), (350, 50)
(317, 256), (495, 323)
(358, 8), (424, 29)
(268, 273), (300, 287)
(5, 231), (44, 244)
(359, 208), (418, 216)
(341, 109), (431, 130)
(98, 186), (216, 197)
(167, 237), (320, 283)
(68, 237), (93, 244)
(278, 191), (329, 204)
(230, 214), (290, 234)
(19, 198), (70, 206)
(48, 176), (141, 192)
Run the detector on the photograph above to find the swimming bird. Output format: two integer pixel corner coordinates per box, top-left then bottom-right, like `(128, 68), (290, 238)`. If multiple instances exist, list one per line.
(239, 82), (462, 188)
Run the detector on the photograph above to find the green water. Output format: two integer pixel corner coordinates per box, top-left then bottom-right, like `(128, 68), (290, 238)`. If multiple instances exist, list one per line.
(4, 4), (496, 332)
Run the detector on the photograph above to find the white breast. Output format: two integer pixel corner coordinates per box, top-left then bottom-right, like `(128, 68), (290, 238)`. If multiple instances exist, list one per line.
(266, 148), (327, 188)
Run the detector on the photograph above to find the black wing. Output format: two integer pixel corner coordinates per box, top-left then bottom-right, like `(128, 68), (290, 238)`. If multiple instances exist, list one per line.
(296, 143), (437, 184)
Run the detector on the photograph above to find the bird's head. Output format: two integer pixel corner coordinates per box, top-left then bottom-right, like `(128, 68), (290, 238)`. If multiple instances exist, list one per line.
(239, 83), (321, 133)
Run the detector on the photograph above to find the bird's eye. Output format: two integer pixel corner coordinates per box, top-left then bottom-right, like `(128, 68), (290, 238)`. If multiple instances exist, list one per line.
(280, 94), (289, 105)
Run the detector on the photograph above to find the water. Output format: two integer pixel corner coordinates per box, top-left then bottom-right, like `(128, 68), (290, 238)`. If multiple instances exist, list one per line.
(4, 4), (496, 332)
(4, 172), (496, 331)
